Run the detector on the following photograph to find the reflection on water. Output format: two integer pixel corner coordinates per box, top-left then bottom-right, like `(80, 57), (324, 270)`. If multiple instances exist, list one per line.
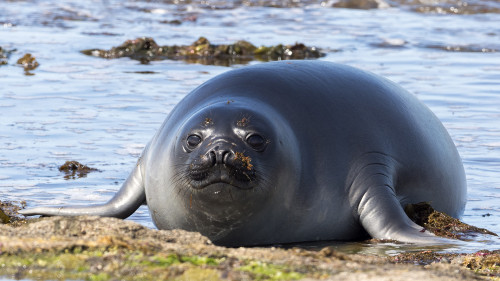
(0, 0), (499, 253)
(284, 234), (500, 255)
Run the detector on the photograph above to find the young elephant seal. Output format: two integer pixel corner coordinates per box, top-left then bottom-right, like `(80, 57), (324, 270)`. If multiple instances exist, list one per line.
(20, 61), (467, 246)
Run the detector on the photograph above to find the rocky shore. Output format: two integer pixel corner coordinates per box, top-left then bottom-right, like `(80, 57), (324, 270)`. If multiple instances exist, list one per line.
(0, 200), (498, 281)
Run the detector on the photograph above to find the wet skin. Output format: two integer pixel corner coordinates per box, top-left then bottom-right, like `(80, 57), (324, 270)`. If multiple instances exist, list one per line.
(20, 61), (467, 246)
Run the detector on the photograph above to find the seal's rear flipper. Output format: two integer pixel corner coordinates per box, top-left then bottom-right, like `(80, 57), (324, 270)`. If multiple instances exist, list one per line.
(19, 162), (145, 219)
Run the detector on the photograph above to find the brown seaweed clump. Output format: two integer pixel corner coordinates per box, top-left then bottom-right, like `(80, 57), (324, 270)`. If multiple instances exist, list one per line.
(59, 160), (100, 180)
(0, 208), (10, 224)
(0, 47), (11, 66)
(405, 202), (498, 240)
(16, 53), (40, 71)
(81, 37), (165, 64)
(234, 152), (253, 171)
(0, 200), (28, 226)
(236, 117), (249, 127)
(390, 250), (500, 278)
(81, 37), (325, 66)
(462, 251), (500, 277)
(253, 42), (323, 61)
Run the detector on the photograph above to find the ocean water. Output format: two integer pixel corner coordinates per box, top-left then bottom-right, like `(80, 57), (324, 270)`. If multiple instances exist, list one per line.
(0, 0), (499, 253)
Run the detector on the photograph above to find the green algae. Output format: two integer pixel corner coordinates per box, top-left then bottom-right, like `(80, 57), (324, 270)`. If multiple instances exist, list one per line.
(239, 261), (304, 280)
(138, 253), (222, 267)
(0, 248), (305, 281)
(179, 255), (221, 266)
(174, 267), (221, 281)
(81, 37), (325, 66)
(0, 249), (224, 281)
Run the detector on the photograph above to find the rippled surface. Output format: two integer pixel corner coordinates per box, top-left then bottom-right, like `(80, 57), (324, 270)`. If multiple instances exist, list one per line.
(1, 0), (499, 253)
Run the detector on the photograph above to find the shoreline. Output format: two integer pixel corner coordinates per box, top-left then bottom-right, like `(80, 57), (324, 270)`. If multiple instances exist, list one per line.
(0, 214), (498, 280)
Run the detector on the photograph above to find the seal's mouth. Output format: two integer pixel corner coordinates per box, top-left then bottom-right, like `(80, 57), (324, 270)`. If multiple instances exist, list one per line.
(188, 163), (257, 190)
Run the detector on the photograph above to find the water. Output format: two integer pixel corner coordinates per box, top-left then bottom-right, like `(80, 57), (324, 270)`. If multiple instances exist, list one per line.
(1, 0), (499, 253)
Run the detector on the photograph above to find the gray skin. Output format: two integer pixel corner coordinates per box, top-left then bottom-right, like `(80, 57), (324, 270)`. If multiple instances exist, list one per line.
(20, 61), (467, 246)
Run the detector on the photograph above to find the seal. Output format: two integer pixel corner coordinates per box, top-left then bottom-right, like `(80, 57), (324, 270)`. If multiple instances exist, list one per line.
(20, 61), (467, 246)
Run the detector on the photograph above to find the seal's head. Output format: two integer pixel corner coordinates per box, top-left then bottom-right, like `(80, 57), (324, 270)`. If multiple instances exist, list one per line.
(149, 99), (300, 244)
(175, 100), (294, 204)
(182, 113), (266, 192)
(178, 102), (271, 199)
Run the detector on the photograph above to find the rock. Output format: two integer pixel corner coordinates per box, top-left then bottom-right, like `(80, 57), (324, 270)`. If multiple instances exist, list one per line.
(333, 0), (390, 9)
(0, 215), (494, 280)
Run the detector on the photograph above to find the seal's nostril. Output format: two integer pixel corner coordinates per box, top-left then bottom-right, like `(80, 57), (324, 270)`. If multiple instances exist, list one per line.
(222, 151), (231, 164)
(209, 151), (216, 166)
(208, 148), (232, 166)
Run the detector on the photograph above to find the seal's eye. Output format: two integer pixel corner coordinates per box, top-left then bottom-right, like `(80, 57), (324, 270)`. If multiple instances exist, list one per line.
(246, 134), (266, 150)
(186, 134), (202, 149)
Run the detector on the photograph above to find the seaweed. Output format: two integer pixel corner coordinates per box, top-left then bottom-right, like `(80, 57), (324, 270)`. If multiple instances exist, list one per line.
(59, 160), (100, 180)
(0, 200), (28, 226)
(405, 202), (498, 240)
(81, 37), (325, 66)
(16, 53), (40, 71)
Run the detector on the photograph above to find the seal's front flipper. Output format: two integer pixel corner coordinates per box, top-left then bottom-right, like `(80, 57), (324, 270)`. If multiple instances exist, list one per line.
(19, 162), (145, 219)
(356, 185), (445, 243)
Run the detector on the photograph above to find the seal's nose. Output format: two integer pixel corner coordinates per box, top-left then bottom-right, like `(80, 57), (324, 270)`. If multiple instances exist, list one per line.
(209, 145), (232, 166)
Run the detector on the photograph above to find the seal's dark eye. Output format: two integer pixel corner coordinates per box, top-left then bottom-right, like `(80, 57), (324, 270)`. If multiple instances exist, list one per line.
(186, 134), (202, 149)
(246, 134), (266, 150)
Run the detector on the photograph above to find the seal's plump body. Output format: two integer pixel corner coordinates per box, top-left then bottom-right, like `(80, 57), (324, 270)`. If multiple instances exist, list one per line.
(21, 61), (467, 246)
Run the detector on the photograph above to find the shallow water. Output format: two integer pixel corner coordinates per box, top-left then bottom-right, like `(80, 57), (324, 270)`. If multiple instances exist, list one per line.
(1, 0), (499, 254)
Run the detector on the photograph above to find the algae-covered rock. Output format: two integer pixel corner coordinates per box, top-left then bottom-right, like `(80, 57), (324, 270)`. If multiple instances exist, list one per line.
(81, 37), (325, 66)
(0, 215), (488, 281)
(390, 250), (500, 278)
(405, 202), (498, 240)
(2, 201), (497, 280)
(59, 160), (100, 180)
